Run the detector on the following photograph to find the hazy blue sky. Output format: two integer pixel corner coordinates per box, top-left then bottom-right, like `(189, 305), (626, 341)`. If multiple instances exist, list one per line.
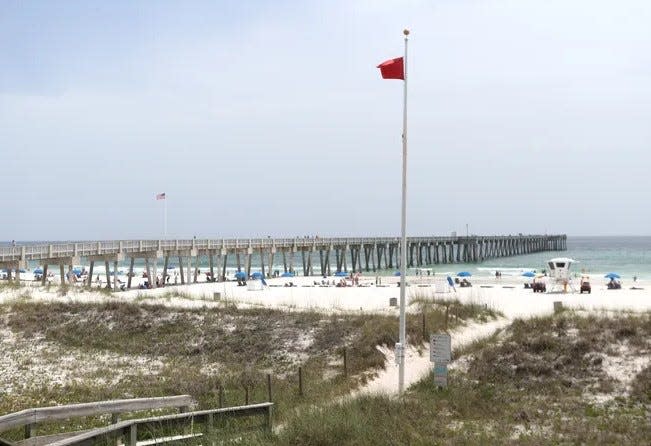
(2, 0), (650, 240)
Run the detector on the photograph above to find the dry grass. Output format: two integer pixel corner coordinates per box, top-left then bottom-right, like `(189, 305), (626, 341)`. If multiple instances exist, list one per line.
(256, 311), (651, 445)
(0, 297), (497, 441)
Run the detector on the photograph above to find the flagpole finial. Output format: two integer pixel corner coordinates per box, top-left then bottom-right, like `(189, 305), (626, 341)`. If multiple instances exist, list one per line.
(403, 29), (410, 36)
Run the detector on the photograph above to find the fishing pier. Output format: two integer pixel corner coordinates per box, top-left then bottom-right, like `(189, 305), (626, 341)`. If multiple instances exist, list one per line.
(0, 234), (566, 288)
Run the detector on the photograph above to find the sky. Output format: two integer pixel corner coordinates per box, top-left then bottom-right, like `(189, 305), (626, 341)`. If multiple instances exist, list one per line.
(1, 0), (650, 240)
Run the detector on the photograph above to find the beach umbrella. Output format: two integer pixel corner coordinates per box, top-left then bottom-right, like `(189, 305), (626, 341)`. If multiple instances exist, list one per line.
(334, 271), (348, 277)
(281, 271), (294, 277)
(234, 271), (247, 280)
(33, 268), (43, 274)
(393, 271), (401, 276)
(604, 272), (620, 279)
(521, 271), (536, 278)
(457, 271), (472, 277)
(72, 267), (83, 275)
(251, 272), (263, 279)
(18, 269), (26, 273)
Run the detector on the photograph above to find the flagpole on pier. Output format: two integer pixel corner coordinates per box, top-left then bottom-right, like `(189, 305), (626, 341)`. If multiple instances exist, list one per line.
(398, 28), (409, 394)
(164, 198), (167, 239)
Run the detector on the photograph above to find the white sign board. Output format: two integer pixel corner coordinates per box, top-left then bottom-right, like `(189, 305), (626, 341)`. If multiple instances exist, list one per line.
(430, 333), (451, 363)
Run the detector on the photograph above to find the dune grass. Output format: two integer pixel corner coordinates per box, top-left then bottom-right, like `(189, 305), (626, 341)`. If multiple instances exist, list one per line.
(0, 297), (498, 441)
(256, 310), (651, 445)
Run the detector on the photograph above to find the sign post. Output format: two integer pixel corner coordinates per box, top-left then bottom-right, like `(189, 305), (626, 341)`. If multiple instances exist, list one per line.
(430, 333), (451, 388)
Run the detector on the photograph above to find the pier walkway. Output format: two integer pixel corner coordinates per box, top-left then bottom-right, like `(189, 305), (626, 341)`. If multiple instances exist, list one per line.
(0, 234), (565, 288)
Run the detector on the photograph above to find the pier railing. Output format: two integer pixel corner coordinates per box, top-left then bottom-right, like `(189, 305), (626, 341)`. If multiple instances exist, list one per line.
(0, 235), (566, 263)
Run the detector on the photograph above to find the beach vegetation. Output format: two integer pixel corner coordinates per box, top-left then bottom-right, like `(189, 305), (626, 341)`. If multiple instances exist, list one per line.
(256, 310), (651, 445)
(0, 298), (495, 441)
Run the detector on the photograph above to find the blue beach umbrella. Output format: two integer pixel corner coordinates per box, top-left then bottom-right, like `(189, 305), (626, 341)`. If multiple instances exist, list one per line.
(72, 267), (83, 275)
(234, 271), (247, 280)
(251, 272), (263, 279)
(33, 268), (43, 274)
(604, 272), (620, 279)
(334, 271), (348, 277)
(521, 271), (536, 278)
(457, 271), (472, 277)
(393, 271), (401, 276)
(281, 271), (294, 278)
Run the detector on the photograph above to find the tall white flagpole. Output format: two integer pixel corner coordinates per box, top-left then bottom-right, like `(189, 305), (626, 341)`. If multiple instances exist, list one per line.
(164, 197), (168, 239)
(398, 28), (409, 394)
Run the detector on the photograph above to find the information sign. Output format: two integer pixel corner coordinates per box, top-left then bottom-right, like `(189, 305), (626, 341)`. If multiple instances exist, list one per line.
(430, 333), (451, 363)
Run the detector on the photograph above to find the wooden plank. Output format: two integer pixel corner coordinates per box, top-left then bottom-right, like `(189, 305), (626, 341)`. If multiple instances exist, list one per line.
(14, 429), (95, 446)
(137, 433), (202, 446)
(0, 396), (194, 433)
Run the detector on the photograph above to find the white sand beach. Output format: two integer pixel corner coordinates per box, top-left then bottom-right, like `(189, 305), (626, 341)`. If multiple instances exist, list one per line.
(2, 273), (650, 394)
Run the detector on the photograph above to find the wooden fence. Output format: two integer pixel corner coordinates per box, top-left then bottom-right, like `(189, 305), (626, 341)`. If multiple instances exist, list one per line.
(0, 396), (272, 446)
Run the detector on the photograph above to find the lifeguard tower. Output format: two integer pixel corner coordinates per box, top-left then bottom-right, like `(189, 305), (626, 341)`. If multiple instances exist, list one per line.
(546, 257), (577, 292)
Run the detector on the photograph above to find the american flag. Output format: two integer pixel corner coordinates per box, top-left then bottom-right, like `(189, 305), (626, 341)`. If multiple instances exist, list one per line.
(156, 193), (166, 200)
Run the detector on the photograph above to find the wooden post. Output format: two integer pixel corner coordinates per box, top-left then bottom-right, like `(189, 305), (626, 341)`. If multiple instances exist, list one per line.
(128, 424), (137, 446)
(41, 264), (48, 286)
(111, 414), (122, 445)
(162, 255), (169, 287)
(193, 255), (199, 283)
(265, 404), (273, 433)
(60, 264), (65, 284)
(104, 261), (111, 289)
(113, 260), (118, 290)
(343, 348), (348, 377)
(186, 256), (191, 286)
(267, 373), (272, 402)
(179, 256), (185, 284)
(422, 312), (426, 341)
(207, 412), (214, 433)
(209, 252), (214, 281)
(88, 261), (95, 288)
(244, 386), (249, 405)
(218, 386), (224, 408)
(221, 253), (228, 281)
(145, 258), (152, 288)
(127, 257), (134, 289)
(298, 366), (304, 397)
(24, 423), (35, 439)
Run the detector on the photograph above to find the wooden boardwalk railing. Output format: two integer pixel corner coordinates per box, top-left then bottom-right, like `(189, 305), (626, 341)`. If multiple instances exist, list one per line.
(0, 396), (194, 446)
(47, 403), (274, 446)
(0, 397), (273, 446)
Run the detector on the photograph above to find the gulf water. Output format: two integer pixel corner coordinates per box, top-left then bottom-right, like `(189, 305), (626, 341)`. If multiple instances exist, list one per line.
(3, 236), (651, 280)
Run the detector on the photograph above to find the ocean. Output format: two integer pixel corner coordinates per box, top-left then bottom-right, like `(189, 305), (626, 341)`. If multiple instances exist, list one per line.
(462, 236), (651, 280)
(2, 236), (651, 280)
